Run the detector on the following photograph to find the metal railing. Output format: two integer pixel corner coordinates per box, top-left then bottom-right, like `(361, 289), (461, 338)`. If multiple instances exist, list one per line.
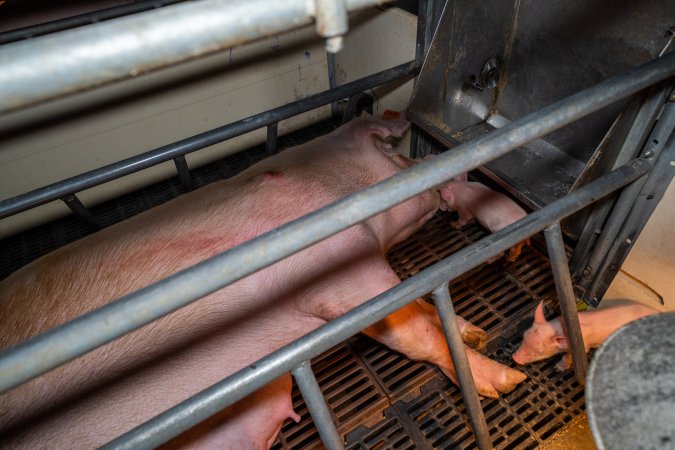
(0, 60), (417, 220)
(0, 37), (673, 450)
(0, 0), (396, 114)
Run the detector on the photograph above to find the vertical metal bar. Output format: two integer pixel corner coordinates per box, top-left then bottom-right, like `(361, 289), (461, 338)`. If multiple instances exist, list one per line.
(60, 194), (100, 230)
(292, 361), (344, 450)
(585, 118), (675, 302)
(579, 97), (675, 304)
(544, 223), (588, 384)
(410, 0), (446, 159)
(431, 283), (492, 450)
(570, 82), (671, 279)
(327, 52), (339, 118)
(266, 122), (279, 155)
(173, 156), (193, 191)
(340, 94), (361, 125)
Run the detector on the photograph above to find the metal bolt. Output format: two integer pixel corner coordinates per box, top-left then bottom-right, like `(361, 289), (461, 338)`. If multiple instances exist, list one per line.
(325, 36), (343, 53)
(642, 150), (654, 158)
(626, 238), (632, 244)
(670, 161), (675, 166)
(594, 228), (602, 235)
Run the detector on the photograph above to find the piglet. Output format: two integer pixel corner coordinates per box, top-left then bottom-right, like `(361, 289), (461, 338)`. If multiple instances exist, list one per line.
(512, 301), (660, 370)
(437, 179), (530, 262)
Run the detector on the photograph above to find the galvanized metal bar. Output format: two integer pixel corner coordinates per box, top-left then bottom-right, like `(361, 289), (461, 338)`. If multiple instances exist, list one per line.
(0, 60), (417, 219)
(431, 283), (491, 450)
(585, 104), (675, 302)
(340, 94), (361, 125)
(104, 160), (649, 450)
(327, 51), (340, 118)
(0, 0), (187, 45)
(0, 53), (667, 394)
(266, 122), (279, 156)
(60, 194), (101, 230)
(410, 0), (445, 159)
(173, 156), (193, 191)
(544, 223), (588, 384)
(0, 0), (397, 114)
(570, 82), (672, 280)
(580, 97), (675, 303)
(291, 361), (344, 450)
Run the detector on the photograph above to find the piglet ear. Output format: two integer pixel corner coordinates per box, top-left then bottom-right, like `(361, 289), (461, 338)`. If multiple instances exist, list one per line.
(533, 301), (547, 324)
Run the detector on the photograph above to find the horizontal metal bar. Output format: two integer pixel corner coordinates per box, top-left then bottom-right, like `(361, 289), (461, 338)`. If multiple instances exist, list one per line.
(106, 159), (649, 450)
(544, 223), (588, 384)
(0, 60), (417, 219)
(0, 0), (395, 114)
(0, 0), (187, 45)
(292, 361), (344, 450)
(432, 283), (491, 450)
(0, 53), (669, 395)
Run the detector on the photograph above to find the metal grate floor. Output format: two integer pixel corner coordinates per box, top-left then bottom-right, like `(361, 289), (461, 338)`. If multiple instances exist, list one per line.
(271, 215), (585, 449)
(0, 118), (586, 448)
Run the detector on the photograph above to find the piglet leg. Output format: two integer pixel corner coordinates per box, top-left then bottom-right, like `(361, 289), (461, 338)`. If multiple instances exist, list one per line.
(160, 374), (300, 450)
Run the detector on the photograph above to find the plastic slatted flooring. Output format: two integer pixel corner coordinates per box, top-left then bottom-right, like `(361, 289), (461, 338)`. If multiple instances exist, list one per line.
(0, 119), (585, 448)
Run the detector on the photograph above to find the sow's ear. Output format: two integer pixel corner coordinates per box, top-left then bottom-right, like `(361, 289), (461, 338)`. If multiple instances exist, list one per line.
(533, 301), (547, 325)
(365, 110), (411, 140)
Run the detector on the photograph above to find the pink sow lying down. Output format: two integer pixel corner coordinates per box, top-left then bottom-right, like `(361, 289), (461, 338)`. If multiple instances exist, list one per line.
(0, 114), (526, 449)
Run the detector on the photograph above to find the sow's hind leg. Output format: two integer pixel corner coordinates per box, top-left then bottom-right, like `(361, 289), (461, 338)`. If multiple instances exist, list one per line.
(415, 298), (487, 350)
(318, 259), (527, 399)
(160, 374), (300, 450)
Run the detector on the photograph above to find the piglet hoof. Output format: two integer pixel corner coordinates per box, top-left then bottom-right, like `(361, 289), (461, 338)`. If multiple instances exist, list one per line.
(506, 239), (531, 262)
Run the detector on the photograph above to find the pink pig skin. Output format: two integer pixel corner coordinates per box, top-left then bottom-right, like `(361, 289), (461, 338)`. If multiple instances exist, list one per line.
(0, 114), (525, 449)
(438, 180), (530, 261)
(512, 301), (659, 370)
